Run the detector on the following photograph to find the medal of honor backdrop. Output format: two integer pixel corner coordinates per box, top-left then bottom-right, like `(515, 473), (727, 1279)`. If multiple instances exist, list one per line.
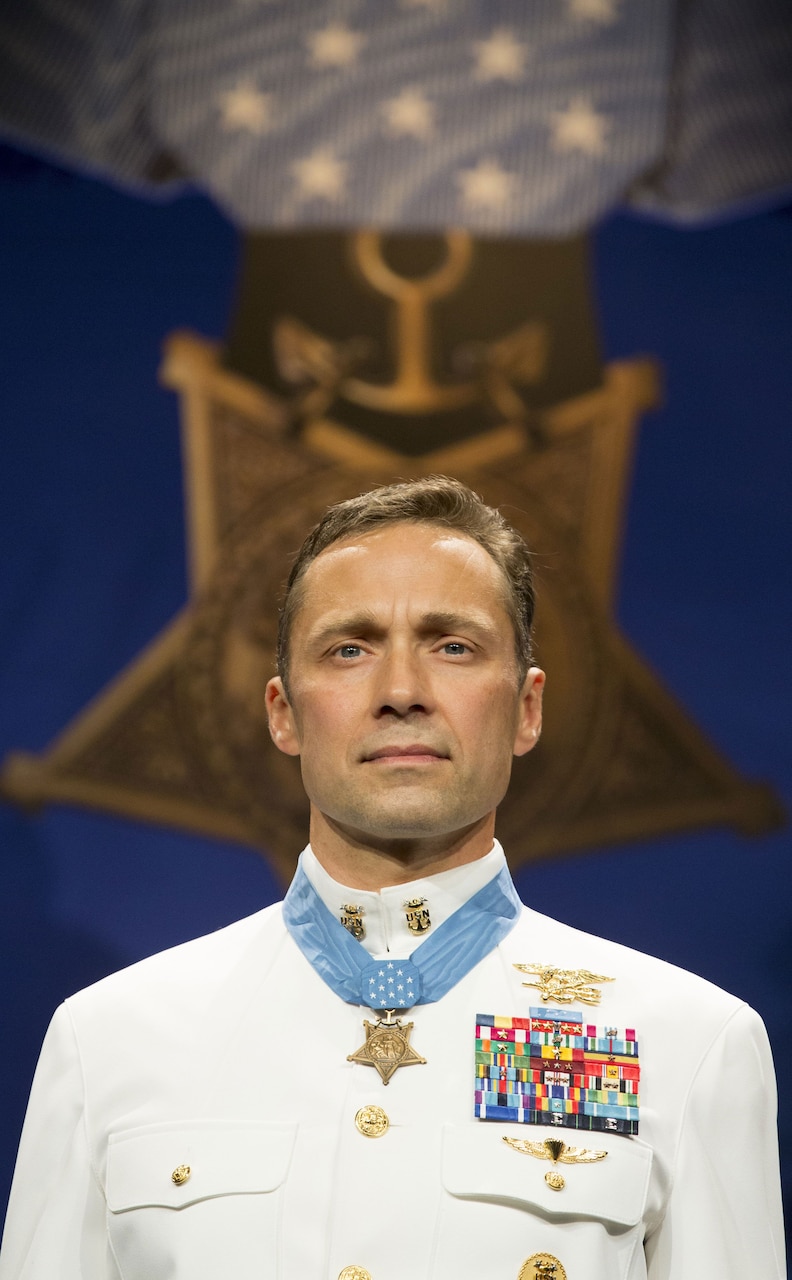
(0, 0), (791, 1237)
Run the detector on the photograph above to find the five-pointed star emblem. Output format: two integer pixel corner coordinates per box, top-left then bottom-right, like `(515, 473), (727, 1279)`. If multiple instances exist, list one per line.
(307, 23), (365, 69)
(458, 158), (516, 210)
(218, 82), (273, 135)
(568, 0), (620, 23)
(473, 28), (529, 81)
(550, 97), (610, 155)
(382, 88), (435, 139)
(292, 148), (348, 201)
(347, 1017), (427, 1085)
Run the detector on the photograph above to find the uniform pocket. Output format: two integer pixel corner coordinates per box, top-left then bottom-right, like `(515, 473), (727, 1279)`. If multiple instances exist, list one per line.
(106, 1120), (296, 1280)
(435, 1125), (653, 1280)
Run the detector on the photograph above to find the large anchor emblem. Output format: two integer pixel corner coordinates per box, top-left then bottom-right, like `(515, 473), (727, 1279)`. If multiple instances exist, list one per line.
(274, 230), (547, 432)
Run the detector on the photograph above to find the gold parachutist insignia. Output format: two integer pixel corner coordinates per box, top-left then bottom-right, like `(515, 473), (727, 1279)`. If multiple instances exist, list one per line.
(513, 964), (614, 1005)
(503, 1136), (607, 1190)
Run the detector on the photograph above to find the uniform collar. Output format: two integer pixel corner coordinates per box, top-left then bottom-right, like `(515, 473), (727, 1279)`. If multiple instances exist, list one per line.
(299, 841), (507, 960)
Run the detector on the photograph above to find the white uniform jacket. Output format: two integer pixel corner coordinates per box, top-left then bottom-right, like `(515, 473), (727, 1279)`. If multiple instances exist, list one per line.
(0, 848), (784, 1280)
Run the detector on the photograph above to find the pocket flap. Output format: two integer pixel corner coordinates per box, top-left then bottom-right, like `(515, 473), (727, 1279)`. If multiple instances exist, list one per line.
(106, 1120), (296, 1211)
(442, 1125), (652, 1227)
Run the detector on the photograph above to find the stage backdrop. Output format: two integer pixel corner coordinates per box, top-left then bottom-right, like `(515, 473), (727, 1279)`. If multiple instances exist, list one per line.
(1, 146), (790, 1234)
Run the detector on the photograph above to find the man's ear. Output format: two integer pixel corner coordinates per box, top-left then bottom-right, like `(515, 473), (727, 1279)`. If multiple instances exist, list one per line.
(265, 677), (301, 757)
(513, 667), (545, 758)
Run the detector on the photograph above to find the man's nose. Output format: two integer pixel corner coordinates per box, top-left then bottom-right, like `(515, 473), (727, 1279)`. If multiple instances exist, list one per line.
(373, 645), (431, 717)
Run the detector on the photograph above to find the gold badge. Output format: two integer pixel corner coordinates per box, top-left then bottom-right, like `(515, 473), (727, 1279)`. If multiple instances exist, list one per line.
(348, 1011), (427, 1084)
(503, 1136), (607, 1190)
(354, 1104), (390, 1138)
(518, 1254), (567, 1280)
(171, 1164), (191, 1186)
(404, 896), (431, 934)
(337, 1268), (372, 1280)
(340, 904), (366, 941)
(513, 963), (614, 1005)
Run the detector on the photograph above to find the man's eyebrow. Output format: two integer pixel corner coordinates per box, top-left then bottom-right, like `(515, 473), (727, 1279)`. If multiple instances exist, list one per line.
(308, 614), (382, 647)
(416, 610), (502, 638)
(308, 610), (502, 647)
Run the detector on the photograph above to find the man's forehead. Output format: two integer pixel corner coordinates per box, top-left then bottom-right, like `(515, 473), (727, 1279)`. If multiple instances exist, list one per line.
(292, 521), (513, 628)
(299, 522), (499, 594)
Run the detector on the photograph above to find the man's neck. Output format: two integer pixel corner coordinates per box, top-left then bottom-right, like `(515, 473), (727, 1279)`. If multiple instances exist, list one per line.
(307, 810), (498, 890)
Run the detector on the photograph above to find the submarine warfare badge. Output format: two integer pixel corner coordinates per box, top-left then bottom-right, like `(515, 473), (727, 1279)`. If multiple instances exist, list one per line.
(348, 1010), (427, 1085)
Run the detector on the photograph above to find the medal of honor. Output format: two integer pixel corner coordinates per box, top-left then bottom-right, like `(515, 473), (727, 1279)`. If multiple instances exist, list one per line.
(347, 1010), (427, 1084)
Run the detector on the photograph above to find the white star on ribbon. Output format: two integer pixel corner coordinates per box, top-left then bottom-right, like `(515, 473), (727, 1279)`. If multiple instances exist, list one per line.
(568, 0), (620, 22)
(218, 82), (272, 134)
(473, 29), (529, 82)
(458, 158), (516, 210)
(550, 97), (609, 155)
(307, 23), (364, 69)
(382, 87), (435, 139)
(292, 148), (348, 201)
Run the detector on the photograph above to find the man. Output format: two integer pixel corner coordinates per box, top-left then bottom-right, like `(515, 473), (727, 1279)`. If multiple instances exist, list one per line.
(0, 477), (784, 1279)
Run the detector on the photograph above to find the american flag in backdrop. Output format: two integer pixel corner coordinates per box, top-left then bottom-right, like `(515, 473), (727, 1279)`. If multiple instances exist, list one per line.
(0, 0), (790, 233)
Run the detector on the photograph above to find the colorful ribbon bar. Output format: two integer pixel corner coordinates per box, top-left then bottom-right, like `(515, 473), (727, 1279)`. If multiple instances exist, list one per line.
(474, 1012), (640, 1136)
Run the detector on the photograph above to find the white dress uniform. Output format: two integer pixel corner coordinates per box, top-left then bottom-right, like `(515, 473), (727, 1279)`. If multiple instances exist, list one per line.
(0, 844), (784, 1280)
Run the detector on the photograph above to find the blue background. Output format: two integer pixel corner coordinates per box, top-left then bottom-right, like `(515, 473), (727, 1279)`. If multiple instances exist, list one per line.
(1, 147), (790, 1235)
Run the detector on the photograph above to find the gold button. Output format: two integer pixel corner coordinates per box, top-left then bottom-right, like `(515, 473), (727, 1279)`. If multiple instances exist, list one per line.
(338, 1268), (372, 1280)
(171, 1165), (191, 1186)
(518, 1253), (567, 1280)
(354, 1105), (389, 1138)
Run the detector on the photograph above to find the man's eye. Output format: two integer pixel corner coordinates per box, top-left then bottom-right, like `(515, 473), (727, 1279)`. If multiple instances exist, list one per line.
(336, 644), (363, 659)
(443, 641), (469, 656)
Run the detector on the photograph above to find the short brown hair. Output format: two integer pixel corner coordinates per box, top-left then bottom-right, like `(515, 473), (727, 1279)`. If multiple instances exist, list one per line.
(277, 476), (535, 693)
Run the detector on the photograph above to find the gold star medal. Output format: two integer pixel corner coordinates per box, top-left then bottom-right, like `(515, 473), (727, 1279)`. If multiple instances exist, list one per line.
(347, 1010), (427, 1085)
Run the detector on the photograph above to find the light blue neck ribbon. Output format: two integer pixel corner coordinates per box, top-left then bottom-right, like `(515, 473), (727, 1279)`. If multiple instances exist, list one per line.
(282, 862), (522, 1011)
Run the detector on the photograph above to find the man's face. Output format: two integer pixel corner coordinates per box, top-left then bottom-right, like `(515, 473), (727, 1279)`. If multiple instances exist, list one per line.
(266, 522), (544, 856)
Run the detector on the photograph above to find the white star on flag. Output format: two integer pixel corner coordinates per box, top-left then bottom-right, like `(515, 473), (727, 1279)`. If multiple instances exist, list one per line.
(382, 87), (434, 139)
(473, 29), (529, 82)
(307, 23), (364, 69)
(218, 82), (272, 134)
(568, 0), (620, 23)
(458, 158), (516, 210)
(289, 149), (345, 200)
(550, 97), (609, 155)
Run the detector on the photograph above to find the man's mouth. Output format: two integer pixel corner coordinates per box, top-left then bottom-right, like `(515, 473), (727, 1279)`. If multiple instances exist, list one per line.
(363, 744), (448, 762)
